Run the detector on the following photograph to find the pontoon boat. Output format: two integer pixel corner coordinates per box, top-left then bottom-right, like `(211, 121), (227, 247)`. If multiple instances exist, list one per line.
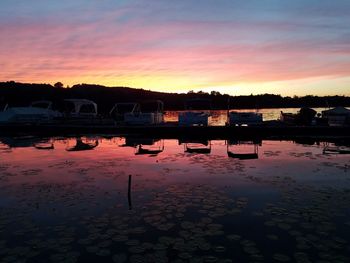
(178, 98), (212, 126)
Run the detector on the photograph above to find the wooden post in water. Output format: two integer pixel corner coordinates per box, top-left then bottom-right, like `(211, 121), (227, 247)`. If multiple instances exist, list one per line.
(128, 174), (132, 210)
(227, 97), (230, 126)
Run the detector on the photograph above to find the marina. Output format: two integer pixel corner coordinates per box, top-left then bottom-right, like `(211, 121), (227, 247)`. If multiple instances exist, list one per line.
(0, 103), (349, 139)
(1, 0), (350, 261)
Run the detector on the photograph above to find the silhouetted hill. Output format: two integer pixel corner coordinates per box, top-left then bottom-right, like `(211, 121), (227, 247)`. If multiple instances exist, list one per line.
(1, 81), (349, 114)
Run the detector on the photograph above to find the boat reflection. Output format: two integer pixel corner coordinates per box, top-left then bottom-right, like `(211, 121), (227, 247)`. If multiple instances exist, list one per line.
(65, 137), (99, 151)
(323, 142), (350, 155)
(34, 140), (54, 150)
(226, 139), (261, 160)
(0, 136), (51, 148)
(2, 136), (350, 158)
(135, 140), (164, 155)
(180, 139), (211, 154)
(119, 137), (164, 155)
(294, 138), (318, 146)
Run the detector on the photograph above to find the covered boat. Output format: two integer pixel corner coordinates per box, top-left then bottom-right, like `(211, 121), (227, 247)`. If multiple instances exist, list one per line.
(228, 111), (263, 126)
(280, 107), (317, 125)
(124, 100), (164, 125)
(110, 103), (140, 122)
(322, 107), (350, 126)
(0, 100), (62, 124)
(63, 99), (98, 118)
(178, 98), (212, 126)
(226, 97), (262, 126)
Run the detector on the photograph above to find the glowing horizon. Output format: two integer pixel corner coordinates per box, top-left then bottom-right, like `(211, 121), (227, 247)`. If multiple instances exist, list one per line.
(1, 0), (350, 96)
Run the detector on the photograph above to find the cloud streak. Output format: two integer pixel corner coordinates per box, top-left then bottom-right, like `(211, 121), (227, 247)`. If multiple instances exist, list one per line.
(0, 0), (350, 95)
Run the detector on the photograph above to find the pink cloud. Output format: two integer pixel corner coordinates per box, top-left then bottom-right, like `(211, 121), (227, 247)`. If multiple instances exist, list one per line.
(1, 17), (350, 88)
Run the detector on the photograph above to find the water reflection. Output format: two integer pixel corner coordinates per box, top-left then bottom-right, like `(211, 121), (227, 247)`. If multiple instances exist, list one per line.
(227, 140), (261, 160)
(128, 174), (133, 210)
(1, 136), (350, 157)
(34, 139), (55, 150)
(0, 136), (350, 262)
(118, 137), (165, 155)
(180, 139), (212, 154)
(323, 142), (350, 155)
(135, 140), (164, 155)
(0, 136), (50, 148)
(66, 137), (99, 151)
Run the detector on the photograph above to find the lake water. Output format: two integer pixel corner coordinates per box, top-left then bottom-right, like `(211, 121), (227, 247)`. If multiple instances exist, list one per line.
(164, 107), (328, 125)
(0, 136), (350, 262)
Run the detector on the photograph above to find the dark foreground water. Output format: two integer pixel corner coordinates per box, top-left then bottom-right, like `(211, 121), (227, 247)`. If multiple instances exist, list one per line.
(0, 136), (350, 263)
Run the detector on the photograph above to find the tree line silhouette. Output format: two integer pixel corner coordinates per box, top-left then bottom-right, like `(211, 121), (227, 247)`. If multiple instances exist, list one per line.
(1, 81), (349, 115)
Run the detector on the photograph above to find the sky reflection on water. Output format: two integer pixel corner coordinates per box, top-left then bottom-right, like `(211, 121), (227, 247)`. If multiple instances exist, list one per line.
(0, 136), (349, 262)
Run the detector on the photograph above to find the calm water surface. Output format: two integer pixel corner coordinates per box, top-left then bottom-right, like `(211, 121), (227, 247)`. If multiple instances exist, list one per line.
(0, 136), (349, 262)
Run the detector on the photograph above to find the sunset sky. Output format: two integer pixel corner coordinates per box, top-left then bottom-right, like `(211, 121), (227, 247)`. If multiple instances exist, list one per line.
(1, 0), (350, 96)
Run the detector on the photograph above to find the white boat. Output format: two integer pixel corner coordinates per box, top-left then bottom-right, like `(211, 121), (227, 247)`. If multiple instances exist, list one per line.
(63, 99), (98, 118)
(124, 100), (164, 125)
(228, 111), (263, 126)
(0, 100), (62, 124)
(322, 107), (350, 126)
(178, 99), (212, 126)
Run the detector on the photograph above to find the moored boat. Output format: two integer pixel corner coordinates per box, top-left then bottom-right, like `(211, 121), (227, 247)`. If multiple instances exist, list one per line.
(228, 111), (263, 126)
(124, 100), (164, 125)
(280, 107), (317, 125)
(110, 102), (140, 123)
(322, 107), (350, 127)
(63, 99), (98, 118)
(178, 98), (212, 126)
(0, 100), (62, 124)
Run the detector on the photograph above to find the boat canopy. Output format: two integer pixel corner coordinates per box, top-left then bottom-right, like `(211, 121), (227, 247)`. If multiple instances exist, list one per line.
(30, 100), (53, 109)
(184, 98), (211, 110)
(110, 103), (140, 115)
(63, 99), (97, 116)
(322, 107), (350, 116)
(322, 107), (350, 126)
(123, 100), (164, 125)
(139, 100), (164, 113)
